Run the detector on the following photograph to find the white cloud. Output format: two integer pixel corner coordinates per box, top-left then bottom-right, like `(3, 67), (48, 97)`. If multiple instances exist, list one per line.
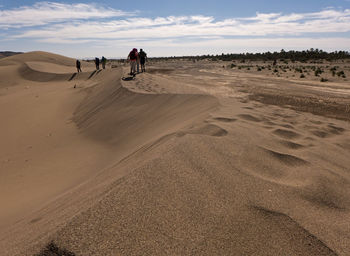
(0, 2), (134, 28)
(12, 8), (350, 42)
(1, 3), (350, 56)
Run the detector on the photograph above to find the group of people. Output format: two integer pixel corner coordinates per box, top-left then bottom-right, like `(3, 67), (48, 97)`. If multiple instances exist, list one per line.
(75, 49), (148, 76)
(75, 56), (107, 73)
(94, 56), (107, 70)
(127, 48), (148, 76)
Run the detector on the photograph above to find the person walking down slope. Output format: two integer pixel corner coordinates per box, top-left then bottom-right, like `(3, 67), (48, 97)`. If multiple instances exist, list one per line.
(95, 57), (100, 70)
(128, 48), (138, 76)
(101, 56), (107, 69)
(139, 49), (147, 72)
(76, 59), (82, 73)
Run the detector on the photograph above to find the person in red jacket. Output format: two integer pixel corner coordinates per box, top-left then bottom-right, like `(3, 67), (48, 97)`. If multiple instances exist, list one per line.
(127, 48), (138, 76)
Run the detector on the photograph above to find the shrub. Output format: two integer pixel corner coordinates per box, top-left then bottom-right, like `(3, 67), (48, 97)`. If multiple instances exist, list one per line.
(300, 74), (305, 78)
(314, 68), (323, 76)
(320, 78), (328, 82)
(337, 70), (345, 77)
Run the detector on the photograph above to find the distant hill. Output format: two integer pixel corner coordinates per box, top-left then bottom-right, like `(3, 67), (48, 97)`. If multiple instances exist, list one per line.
(0, 51), (23, 59)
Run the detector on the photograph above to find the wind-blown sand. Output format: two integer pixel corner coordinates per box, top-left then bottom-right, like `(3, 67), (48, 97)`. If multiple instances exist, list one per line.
(0, 52), (349, 255)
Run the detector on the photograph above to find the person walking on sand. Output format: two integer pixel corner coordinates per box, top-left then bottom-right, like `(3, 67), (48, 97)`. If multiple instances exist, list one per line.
(139, 49), (147, 72)
(95, 57), (100, 70)
(76, 59), (82, 73)
(127, 48), (138, 76)
(101, 56), (107, 69)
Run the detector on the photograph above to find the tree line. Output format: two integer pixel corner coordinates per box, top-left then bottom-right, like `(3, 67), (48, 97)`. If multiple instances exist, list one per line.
(151, 49), (350, 62)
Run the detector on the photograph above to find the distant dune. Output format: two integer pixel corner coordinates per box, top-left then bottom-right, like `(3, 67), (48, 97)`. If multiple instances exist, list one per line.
(0, 51), (349, 256)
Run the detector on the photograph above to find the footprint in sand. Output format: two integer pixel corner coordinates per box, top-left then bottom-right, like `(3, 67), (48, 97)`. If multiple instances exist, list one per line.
(185, 124), (228, 137)
(238, 114), (261, 122)
(327, 124), (345, 135)
(261, 147), (309, 167)
(213, 117), (237, 123)
(311, 130), (330, 138)
(279, 124), (294, 129)
(279, 140), (305, 150)
(273, 129), (300, 139)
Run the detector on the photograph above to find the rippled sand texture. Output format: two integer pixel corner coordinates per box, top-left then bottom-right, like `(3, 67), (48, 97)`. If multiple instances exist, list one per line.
(0, 52), (349, 255)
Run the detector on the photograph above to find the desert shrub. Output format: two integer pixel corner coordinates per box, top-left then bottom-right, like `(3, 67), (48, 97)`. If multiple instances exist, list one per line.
(300, 74), (305, 78)
(337, 70), (345, 77)
(231, 63), (237, 68)
(273, 69), (278, 73)
(314, 68), (323, 76)
(257, 67), (262, 71)
(320, 78), (328, 82)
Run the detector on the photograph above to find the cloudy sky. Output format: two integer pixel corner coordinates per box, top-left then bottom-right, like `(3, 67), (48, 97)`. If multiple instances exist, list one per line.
(1, 0), (350, 58)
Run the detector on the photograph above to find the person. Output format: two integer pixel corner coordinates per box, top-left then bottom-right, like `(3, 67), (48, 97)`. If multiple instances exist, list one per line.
(94, 57), (100, 70)
(139, 49), (147, 72)
(76, 59), (82, 73)
(127, 48), (138, 76)
(136, 49), (140, 73)
(101, 56), (107, 69)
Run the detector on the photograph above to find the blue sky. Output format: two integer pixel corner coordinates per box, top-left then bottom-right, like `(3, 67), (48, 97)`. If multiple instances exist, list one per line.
(1, 0), (350, 58)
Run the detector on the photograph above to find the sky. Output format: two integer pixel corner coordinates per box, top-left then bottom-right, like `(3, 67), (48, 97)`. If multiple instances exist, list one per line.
(0, 0), (350, 58)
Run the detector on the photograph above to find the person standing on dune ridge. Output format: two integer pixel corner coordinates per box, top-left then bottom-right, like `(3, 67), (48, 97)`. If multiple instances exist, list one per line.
(95, 57), (100, 70)
(76, 59), (82, 73)
(127, 48), (138, 76)
(101, 56), (107, 69)
(139, 49), (147, 72)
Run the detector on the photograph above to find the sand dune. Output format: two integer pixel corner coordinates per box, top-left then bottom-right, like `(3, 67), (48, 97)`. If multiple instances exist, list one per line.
(0, 52), (349, 255)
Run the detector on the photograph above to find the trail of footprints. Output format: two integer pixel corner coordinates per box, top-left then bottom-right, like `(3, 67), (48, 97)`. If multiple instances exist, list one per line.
(211, 107), (348, 171)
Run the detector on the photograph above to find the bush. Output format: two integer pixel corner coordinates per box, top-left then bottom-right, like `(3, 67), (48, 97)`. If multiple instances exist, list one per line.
(337, 70), (345, 77)
(314, 68), (323, 76)
(300, 74), (305, 78)
(320, 78), (328, 82)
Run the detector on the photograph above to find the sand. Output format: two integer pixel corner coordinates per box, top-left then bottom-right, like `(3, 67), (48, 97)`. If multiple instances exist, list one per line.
(0, 52), (349, 256)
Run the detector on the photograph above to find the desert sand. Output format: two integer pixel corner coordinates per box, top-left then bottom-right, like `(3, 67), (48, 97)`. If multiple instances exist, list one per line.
(0, 51), (349, 255)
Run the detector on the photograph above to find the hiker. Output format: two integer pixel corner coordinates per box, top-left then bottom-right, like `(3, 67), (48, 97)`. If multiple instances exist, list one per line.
(101, 56), (107, 69)
(95, 57), (100, 70)
(136, 49), (140, 73)
(127, 48), (138, 76)
(76, 59), (82, 73)
(139, 49), (147, 72)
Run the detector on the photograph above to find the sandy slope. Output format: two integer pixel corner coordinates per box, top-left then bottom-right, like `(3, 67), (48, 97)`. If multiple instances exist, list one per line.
(0, 53), (349, 256)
